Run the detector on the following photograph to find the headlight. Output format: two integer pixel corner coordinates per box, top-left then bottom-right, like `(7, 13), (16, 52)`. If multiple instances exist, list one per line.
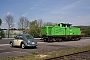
(32, 42), (35, 44)
(28, 40), (30, 43)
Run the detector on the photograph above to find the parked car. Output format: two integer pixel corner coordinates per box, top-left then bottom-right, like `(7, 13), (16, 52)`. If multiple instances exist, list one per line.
(9, 34), (38, 49)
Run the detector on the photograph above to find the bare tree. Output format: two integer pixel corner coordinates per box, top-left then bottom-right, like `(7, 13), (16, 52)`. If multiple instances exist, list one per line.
(18, 17), (24, 30)
(52, 23), (58, 26)
(37, 19), (43, 27)
(18, 16), (29, 30)
(24, 18), (29, 30)
(43, 22), (52, 26)
(5, 15), (14, 38)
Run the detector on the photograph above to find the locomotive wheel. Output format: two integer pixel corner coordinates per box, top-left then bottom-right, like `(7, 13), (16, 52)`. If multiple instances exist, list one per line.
(75, 38), (80, 41)
(59, 39), (62, 42)
(73, 38), (79, 41)
(52, 38), (56, 42)
(44, 39), (47, 42)
(56, 38), (62, 42)
(56, 38), (59, 42)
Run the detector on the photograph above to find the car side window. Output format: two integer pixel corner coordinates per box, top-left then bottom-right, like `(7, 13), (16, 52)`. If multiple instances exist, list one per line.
(15, 36), (23, 40)
(19, 36), (23, 40)
(26, 35), (33, 39)
(15, 36), (19, 39)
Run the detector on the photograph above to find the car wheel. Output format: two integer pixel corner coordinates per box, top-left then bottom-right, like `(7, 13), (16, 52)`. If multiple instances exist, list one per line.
(10, 42), (13, 47)
(21, 43), (25, 49)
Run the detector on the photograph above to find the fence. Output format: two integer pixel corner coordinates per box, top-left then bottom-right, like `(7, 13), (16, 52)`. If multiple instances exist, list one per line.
(3, 29), (23, 38)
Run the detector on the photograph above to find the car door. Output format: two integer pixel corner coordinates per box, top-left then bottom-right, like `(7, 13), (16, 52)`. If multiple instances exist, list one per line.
(16, 36), (23, 46)
(14, 36), (20, 46)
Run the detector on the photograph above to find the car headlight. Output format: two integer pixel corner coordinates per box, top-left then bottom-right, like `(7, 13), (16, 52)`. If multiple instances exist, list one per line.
(28, 40), (30, 43)
(31, 42), (35, 44)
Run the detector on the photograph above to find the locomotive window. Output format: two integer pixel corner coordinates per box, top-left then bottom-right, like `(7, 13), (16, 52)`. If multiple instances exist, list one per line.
(60, 23), (72, 27)
(67, 24), (70, 27)
(67, 24), (72, 27)
(58, 24), (60, 26)
(62, 24), (66, 27)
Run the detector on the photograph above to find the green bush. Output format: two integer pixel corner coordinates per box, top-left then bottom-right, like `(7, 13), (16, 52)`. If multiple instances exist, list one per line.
(82, 28), (90, 37)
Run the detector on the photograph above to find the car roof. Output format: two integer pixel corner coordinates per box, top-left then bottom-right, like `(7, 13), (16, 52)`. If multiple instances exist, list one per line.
(17, 34), (30, 36)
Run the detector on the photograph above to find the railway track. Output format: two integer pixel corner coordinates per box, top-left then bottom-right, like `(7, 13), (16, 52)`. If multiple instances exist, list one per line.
(45, 50), (90, 60)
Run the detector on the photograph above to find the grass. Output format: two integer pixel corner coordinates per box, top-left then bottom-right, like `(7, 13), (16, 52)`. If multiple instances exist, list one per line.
(2, 46), (90, 60)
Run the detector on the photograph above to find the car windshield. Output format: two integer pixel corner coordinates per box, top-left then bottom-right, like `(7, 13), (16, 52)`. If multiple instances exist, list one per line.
(26, 35), (34, 39)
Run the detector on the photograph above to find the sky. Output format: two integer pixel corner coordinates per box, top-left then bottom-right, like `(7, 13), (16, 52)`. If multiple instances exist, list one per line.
(0, 0), (90, 28)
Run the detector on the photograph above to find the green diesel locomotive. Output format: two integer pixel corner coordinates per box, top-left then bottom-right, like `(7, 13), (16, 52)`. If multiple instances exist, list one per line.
(41, 23), (81, 42)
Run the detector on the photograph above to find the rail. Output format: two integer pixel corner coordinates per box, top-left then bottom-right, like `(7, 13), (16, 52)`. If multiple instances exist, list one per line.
(45, 50), (90, 60)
